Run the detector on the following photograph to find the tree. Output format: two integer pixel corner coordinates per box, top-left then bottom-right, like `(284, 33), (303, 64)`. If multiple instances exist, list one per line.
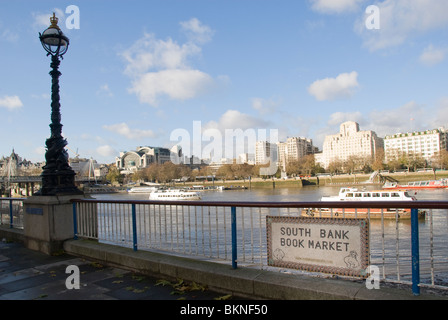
(216, 164), (234, 180)
(431, 150), (448, 170)
(402, 152), (426, 172)
(298, 154), (316, 175)
(142, 163), (161, 182)
(106, 166), (124, 185)
(231, 163), (252, 180)
(372, 148), (385, 172)
(328, 158), (343, 175)
(344, 155), (362, 174)
(158, 162), (180, 183)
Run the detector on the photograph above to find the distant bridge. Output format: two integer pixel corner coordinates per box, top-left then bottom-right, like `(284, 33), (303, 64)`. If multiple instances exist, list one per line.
(0, 176), (101, 197)
(0, 176), (42, 183)
(0, 176), (99, 183)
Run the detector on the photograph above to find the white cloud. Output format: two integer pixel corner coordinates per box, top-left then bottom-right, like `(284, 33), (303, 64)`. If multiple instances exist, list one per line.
(1, 28), (18, 42)
(195, 110), (273, 162)
(357, 0), (448, 51)
(96, 84), (114, 97)
(430, 97), (448, 129)
(34, 146), (46, 156)
(122, 33), (201, 75)
(180, 17), (214, 44)
(419, 45), (446, 66)
(367, 101), (429, 136)
(0, 95), (23, 110)
(204, 110), (270, 132)
(96, 145), (117, 157)
(121, 18), (216, 106)
(327, 111), (365, 126)
(313, 101), (437, 148)
(103, 123), (156, 140)
(308, 71), (359, 101)
(129, 69), (213, 106)
(310, 0), (365, 14)
(321, 102), (429, 141)
(251, 98), (280, 115)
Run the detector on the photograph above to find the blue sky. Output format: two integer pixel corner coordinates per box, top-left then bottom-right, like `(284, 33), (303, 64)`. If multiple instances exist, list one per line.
(0, 0), (447, 164)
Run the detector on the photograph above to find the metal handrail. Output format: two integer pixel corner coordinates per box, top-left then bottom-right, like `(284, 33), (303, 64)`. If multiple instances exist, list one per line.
(71, 198), (448, 296)
(71, 198), (448, 209)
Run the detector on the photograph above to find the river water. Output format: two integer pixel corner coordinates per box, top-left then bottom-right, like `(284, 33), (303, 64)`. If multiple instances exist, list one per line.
(92, 185), (448, 286)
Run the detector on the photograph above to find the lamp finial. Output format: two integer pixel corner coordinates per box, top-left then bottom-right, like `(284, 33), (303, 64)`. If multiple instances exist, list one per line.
(49, 12), (60, 30)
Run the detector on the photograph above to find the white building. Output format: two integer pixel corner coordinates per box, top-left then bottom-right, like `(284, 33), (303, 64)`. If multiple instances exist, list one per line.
(317, 121), (383, 169)
(384, 128), (448, 163)
(115, 146), (177, 173)
(255, 141), (276, 165)
(238, 153), (255, 165)
(277, 137), (315, 169)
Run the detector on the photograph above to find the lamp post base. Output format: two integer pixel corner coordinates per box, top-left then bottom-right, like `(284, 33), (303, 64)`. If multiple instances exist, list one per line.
(35, 171), (83, 196)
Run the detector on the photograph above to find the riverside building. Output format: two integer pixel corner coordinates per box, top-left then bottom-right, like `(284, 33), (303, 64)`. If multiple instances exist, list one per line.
(316, 121), (383, 170)
(115, 146), (177, 173)
(277, 137), (315, 171)
(255, 141), (274, 165)
(384, 128), (448, 164)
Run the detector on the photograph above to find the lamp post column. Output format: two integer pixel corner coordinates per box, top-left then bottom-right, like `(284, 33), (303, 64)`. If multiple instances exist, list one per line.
(38, 55), (81, 195)
(35, 13), (82, 196)
(24, 13), (84, 256)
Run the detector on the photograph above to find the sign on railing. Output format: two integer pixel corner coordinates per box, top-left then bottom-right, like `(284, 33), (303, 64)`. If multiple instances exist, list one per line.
(266, 216), (369, 277)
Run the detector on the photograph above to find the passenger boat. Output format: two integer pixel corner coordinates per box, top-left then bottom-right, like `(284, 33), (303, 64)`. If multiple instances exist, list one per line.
(128, 186), (159, 193)
(303, 187), (424, 219)
(383, 179), (448, 190)
(149, 189), (201, 201)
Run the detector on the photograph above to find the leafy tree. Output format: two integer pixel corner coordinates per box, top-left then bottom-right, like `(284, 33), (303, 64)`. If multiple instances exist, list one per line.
(106, 166), (124, 185)
(328, 158), (343, 175)
(372, 148), (385, 172)
(431, 150), (448, 170)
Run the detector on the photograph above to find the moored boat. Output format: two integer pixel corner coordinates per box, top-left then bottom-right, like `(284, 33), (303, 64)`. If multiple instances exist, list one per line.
(383, 179), (448, 190)
(149, 189), (201, 201)
(128, 186), (159, 193)
(303, 187), (424, 219)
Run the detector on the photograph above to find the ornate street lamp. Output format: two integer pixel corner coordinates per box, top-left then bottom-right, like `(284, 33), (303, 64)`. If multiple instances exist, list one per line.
(37, 13), (82, 195)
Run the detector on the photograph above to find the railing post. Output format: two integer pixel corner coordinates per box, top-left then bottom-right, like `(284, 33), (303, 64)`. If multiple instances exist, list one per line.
(9, 199), (13, 229)
(231, 206), (237, 269)
(72, 202), (78, 240)
(411, 208), (420, 296)
(131, 204), (138, 251)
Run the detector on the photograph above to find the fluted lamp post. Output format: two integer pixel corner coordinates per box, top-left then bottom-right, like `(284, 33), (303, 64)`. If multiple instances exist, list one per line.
(37, 13), (82, 195)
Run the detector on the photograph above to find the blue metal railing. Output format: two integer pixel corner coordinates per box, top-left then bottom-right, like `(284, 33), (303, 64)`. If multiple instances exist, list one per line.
(411, 208), (420, 295)
(0, 197), (25, 229)
(71, 198), (448, 296)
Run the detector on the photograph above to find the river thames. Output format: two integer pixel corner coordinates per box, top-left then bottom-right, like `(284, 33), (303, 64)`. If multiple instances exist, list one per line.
(91, 185), (448, 287)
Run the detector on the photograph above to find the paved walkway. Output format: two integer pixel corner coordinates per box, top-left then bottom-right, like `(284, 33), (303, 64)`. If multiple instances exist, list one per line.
(0, 241), (235, 300)
(2, 238), (446, 303)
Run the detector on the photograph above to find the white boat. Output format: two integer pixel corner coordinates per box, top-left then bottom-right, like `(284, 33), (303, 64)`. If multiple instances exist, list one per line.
(383, 179), (448, 190)
(149, 189), (201, 201)
(128, 186), (159, 193)
(321, 187), (416, 202)
(303, 187), (424, 219)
